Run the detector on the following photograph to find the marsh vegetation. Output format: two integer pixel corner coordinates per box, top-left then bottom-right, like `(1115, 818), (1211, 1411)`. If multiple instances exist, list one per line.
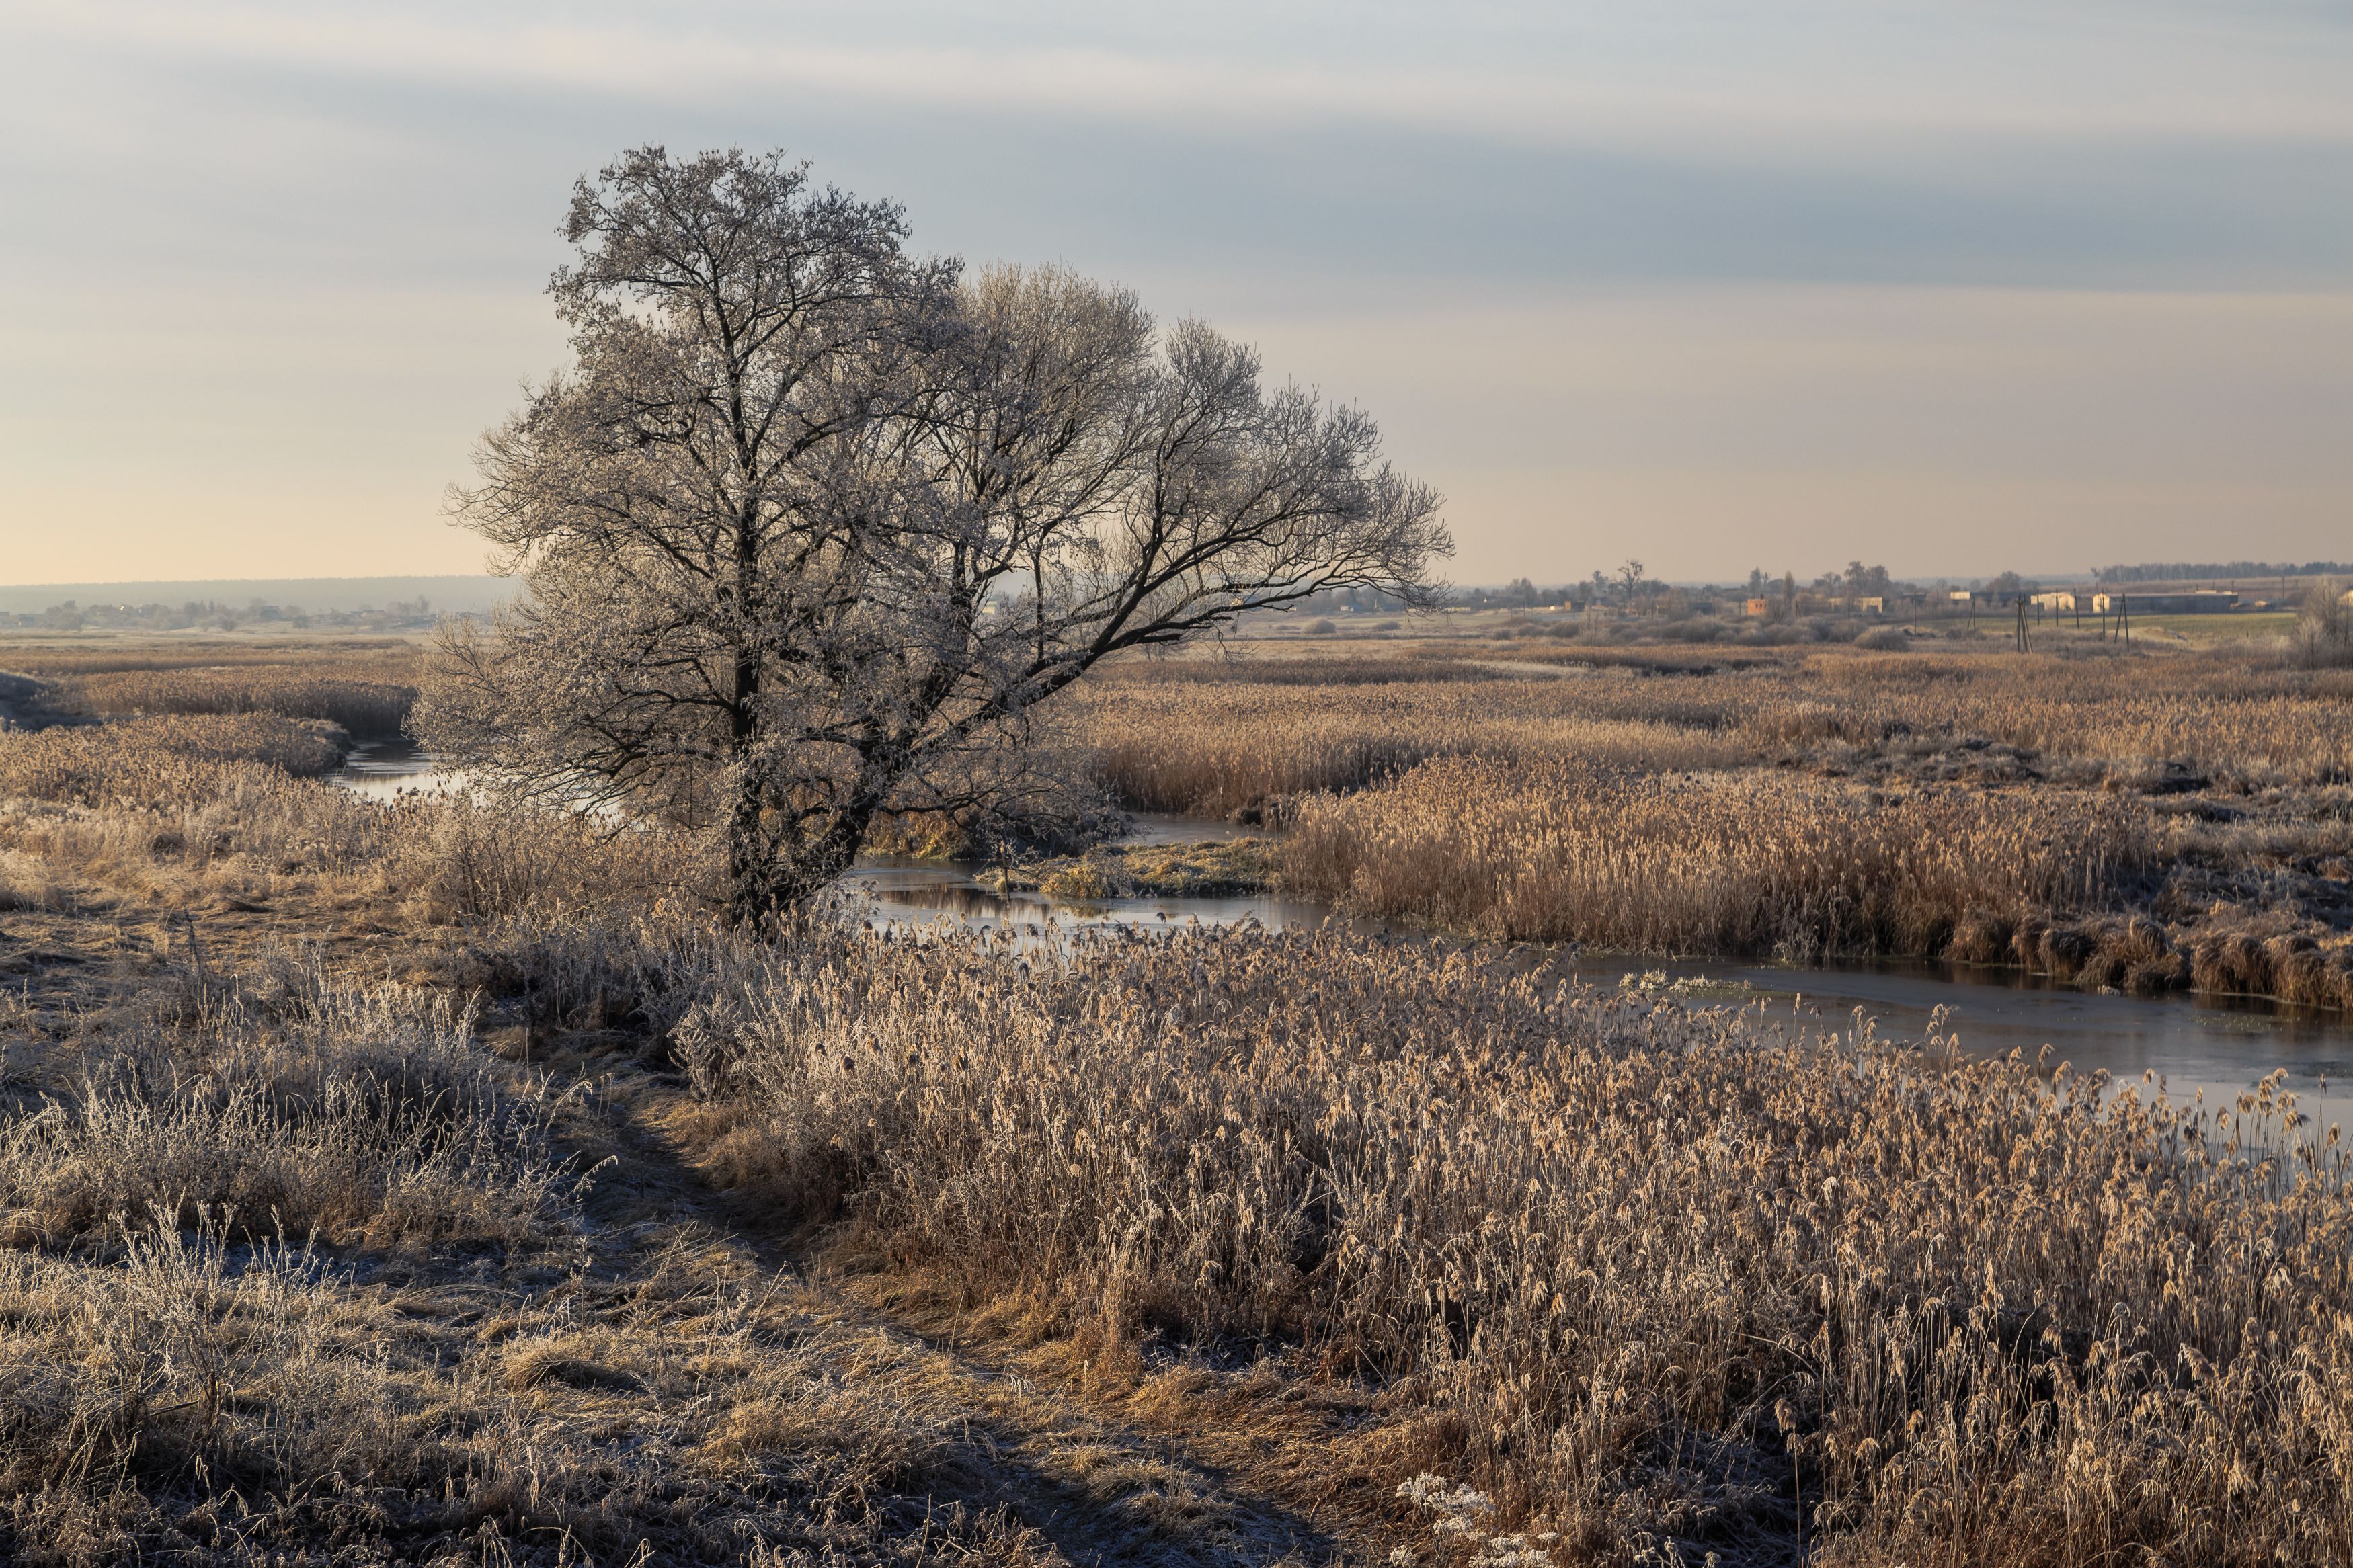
(1068, 640), (2353, 1007)
(1, 620), (2350, 1565)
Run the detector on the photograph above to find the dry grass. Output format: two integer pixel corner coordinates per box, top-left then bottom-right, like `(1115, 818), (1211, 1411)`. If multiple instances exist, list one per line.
(1, 964), (573, 1250)
(0, 717), (705, 931)
(0, 922), (1080, 1563)
(0, 849), (67, 913)
(1280, 756), (2160, 960)
(67, 669), (416, 736)
(979, 837), (1280, 899)
(0, 638), (421, 737)
(1070, 677), (1740, 817)
(0, 714), (348, 804)
(1279, 755), (2353, 1001)
(685, 924), (2353, 1566)
(0, 638), (421, 680)
(4, 628), (2352, 1563)
(1073, 645), (2353, 809)
(0, 1207), (1066, 1565)
(1060, 644), (2353, 1002)
(1110, 653), (1499, 685)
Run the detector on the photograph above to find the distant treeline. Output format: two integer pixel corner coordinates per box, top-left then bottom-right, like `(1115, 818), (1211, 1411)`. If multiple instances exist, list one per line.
(2093, 561), (2353, 584)
(3, 597), (445, 633)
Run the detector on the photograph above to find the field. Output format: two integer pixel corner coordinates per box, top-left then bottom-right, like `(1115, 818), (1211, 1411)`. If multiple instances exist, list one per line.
(2, 630), (2352, 1565)
(2122, 611), (2301, 643)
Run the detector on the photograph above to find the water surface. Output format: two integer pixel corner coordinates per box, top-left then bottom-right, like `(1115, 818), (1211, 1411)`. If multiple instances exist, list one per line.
(323, 758), (2351, 1114)
(329, 737), (447, 800)
(843, 858), (2353, 1118)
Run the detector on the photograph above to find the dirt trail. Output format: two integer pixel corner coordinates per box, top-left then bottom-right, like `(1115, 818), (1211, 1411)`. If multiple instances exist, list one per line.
(572, 1063), (1381, 1568)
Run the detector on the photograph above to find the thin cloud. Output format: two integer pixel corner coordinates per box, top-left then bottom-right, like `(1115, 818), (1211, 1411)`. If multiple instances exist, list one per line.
(17, 1), (2353, 153)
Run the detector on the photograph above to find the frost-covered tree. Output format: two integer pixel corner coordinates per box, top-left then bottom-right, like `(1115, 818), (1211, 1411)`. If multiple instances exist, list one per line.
(420, 147), (1449, 928)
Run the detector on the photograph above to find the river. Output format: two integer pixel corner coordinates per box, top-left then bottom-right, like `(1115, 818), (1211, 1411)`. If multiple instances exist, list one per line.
(329, 737), (450, 802)
(331, 742), (2353, 1116)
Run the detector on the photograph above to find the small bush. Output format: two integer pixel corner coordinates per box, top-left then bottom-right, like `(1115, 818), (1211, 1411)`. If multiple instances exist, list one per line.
(2290, 583), (2353, 667)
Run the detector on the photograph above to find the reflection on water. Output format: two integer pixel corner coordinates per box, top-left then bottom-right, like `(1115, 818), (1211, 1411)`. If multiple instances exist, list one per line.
(844, 862), (1344, 936)
(1560, 952), (2353, 1117)
(329, 738), (450, 800)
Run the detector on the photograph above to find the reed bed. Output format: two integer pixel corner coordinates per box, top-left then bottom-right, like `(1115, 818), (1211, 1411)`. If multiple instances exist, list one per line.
(1071, 680), (1742, 816)
(0, 719), (702, 925)
(1751, 651), (2353, 785)
(686, 924), (2353, 1566)
(0, 639), (421, 679)
(1069, 647), (2353, 1000)
(67, 668), (417, 736)
(1281, 755), (2160, 959)
(1109, 653), (1497, 685)
(0, 714), (347, 803)
(1074, 647), (2353, 808)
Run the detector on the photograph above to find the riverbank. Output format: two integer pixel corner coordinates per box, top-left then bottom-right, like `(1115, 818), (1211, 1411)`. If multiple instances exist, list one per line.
(974, 835), (1279, 899)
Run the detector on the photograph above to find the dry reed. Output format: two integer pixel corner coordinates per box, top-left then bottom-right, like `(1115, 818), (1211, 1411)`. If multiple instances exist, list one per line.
(68, 669), (416, 736)
(1281, 755), (2159, 960)
(1072, 647), (2353, 807)
(1064, 646), (2353, 1002)
(0, 721), (703, 929)
(686, 923), (2353, 1565)
(0, 639), (420, 679)
(1069, 678), (1740, 817)
(0, 714), (348, 805)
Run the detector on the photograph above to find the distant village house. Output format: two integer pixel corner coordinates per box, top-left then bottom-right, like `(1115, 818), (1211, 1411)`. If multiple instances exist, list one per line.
(2088, 591), (2238, 615)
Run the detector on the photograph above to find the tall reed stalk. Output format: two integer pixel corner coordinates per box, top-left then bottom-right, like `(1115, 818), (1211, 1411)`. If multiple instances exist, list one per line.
(688, 925), (2353, 1565)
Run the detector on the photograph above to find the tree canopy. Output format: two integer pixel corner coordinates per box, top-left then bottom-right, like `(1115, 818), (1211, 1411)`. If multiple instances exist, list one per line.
(420, 147), (1449, 927)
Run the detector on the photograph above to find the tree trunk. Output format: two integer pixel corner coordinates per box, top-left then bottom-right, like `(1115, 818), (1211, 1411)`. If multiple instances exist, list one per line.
(721, 778), (885, 934)
(722, 764), (787, 932)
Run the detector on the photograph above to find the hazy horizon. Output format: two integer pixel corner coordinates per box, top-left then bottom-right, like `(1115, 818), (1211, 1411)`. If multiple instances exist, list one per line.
(5, 2), (2349, 584)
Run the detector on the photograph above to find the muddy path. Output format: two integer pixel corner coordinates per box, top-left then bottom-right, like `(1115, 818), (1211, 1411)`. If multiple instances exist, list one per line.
(567, 1051), (1390, 1568)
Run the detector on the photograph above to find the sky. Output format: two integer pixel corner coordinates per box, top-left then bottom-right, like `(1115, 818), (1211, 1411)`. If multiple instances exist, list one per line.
(2, 2), (2350, 587)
